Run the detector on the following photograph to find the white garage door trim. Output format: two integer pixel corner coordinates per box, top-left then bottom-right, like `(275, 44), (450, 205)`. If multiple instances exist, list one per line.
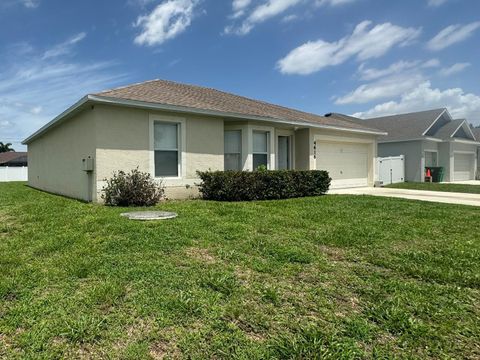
(453, 152), (475, 181)
(315, 140), (370, 189)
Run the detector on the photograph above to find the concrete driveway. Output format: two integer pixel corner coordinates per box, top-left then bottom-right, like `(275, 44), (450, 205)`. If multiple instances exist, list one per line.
(329, 187), (480, 207)
(447, 180), (480, 185)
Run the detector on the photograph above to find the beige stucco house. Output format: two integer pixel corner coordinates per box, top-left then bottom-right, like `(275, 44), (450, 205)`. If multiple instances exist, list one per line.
(23, 79), (386, 202)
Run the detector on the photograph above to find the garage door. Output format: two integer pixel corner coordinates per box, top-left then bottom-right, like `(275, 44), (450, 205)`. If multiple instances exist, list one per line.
(316, 141), (369, 188)
(453, 153), (474, 181)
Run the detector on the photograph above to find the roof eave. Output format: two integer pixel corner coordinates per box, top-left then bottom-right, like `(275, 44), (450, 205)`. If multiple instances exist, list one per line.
(90, 95), (387, 135)
(22, 96), (91, 144)
(421, 108), (448, 136)
(23, 95), (386, 144)
(378, 136), (443, 143)
(450, 138), (480, 145)
(449, 120), (465, 138)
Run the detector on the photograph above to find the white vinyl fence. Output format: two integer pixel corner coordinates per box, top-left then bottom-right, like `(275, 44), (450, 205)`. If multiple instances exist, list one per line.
(0, 166), (28, 182)
(378, 156), (405, 185)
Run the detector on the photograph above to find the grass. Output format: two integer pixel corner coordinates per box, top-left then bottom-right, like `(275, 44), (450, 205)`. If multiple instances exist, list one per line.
(387, 181), (480, 194)
(0, 182), (479, 359)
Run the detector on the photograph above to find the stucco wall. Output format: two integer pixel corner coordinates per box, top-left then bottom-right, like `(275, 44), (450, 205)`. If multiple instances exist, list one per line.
(27, 109), (96, 201)
(437, 142), (451, 181)
(93, 104), (224, 200)
(378, 141), (422, 182)
(294, 128), (311, 170)
(27, 102), (383, 201)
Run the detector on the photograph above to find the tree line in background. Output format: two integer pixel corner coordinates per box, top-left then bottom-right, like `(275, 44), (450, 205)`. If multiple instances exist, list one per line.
(0, 142), (15, 153)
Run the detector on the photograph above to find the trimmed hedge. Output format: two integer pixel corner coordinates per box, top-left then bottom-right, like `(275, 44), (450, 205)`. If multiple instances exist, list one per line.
(197, 170), (331, 201)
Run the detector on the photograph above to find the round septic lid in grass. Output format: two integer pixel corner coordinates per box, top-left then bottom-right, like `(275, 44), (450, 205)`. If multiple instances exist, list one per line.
(120, 211), (178, 221)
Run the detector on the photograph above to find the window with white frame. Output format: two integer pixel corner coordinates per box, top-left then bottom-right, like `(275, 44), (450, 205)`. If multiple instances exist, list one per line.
(154, 122), (180, 177)
(253, 131), (269, 170)
(224, 130), (242, 171)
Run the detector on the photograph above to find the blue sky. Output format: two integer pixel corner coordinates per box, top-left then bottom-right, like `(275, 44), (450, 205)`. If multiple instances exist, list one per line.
(1, 0), (480, 150)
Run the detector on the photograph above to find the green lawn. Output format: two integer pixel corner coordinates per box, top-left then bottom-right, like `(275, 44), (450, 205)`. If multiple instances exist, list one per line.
(387, 182), (480, 194)
(1, 182), (480, 359)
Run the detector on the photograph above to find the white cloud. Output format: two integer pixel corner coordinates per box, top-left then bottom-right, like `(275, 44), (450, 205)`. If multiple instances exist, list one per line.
(336, 74), (424, 104)
(0, 0), (39, 8)
(225, 0), (359, 35)
(427, 0), (448, 6)
(231, 0), (252, 18)
(281, 14), (299, 22)
(277, 21), (421, 75)
(352, 82), (480, 124)
(42, 32), (86, 59)
(134, 0), (199, 46)
(226, 0), (302, 35)
(422, 58), (441, 68)
(439, 62), (470, 76)
(0, 35), (128, 150)
(30, 106), (42, 114)
(357, 59), (439, 81)
(22, 0), (39, 7)
(315, 0), (357, 6)
(427, 22), (480, 51)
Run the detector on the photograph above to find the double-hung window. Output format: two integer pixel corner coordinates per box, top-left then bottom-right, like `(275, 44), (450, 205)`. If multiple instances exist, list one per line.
(224, 130), (242, 171)
(253, 131), (269, 170)
(154, 122), (180, 177)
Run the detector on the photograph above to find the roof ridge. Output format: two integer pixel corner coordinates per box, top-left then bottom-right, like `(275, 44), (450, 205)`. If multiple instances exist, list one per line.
(95, 79), (162, 94)
(364, 108), (446, 120)
(98, 78), (334, 121)
(91, 78), (386, 134)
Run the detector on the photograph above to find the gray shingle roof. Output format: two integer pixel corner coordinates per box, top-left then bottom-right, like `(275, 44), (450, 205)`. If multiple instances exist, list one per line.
(361, 109), (446, 142)
(434, 119), (464, 140)
(472, 127), (480, 140)
(96, 79), (382, 133)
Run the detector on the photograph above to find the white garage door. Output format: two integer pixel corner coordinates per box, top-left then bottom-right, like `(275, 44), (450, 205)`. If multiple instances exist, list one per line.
(316, 141), (369, 188)
(453, 153), (474, 181)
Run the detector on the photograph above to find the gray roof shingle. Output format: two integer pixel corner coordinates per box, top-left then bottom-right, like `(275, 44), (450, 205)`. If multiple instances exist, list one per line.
(472, 127), (480, 140)
(434, 119), (464, 140)
(361, 109), (446, 142)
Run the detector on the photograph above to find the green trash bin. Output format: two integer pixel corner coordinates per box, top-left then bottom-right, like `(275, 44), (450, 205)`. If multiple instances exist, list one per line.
(429, 167), (444, 183)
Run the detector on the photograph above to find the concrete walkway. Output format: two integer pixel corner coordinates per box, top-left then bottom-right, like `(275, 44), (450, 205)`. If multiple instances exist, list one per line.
(328, 187), (480, 207)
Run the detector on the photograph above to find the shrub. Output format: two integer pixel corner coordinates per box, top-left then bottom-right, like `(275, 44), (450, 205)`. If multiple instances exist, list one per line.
(196, 170), (330, 201)
(102, 168), (164, 206)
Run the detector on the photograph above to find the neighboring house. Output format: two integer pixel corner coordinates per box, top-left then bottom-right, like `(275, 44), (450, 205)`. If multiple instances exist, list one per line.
(0, 152), (28, 182)
(0, 152), (28, 167)
(22, 79), (385, 202)
(328, 109), (479, 182)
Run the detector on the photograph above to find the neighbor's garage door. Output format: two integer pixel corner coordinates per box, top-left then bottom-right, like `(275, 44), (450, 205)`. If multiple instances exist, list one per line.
(316, 141), (369, 188)
(453, 153), (474, 181)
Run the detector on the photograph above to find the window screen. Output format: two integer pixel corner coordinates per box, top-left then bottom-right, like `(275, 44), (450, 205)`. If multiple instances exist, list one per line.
(224, 130), (242, 171)
(253, 131), (269, 169)
(154, 122), (179, 177)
